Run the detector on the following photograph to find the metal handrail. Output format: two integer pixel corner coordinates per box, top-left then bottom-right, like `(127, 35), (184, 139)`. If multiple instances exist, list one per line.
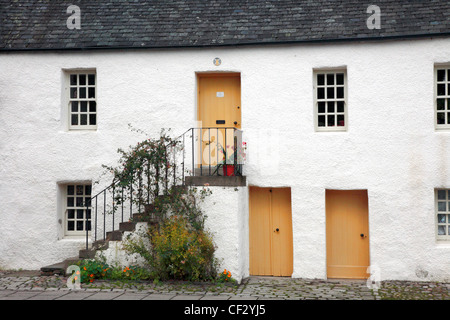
(84, 127), (244, 251)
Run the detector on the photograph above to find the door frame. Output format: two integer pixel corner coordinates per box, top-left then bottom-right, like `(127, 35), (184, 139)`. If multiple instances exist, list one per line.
(325, 189), (371, 279)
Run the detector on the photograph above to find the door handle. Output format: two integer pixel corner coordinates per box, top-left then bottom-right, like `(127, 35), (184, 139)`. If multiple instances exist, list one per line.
(360, 233), (367, 238)
(275, 228), (279, 232)
(234, 121), (238, 125)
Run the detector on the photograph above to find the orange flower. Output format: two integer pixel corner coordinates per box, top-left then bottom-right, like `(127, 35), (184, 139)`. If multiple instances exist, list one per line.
(90, 274), (94, 277)
(223, 269), (227, 274)
(227, 273), (231, 278)
(90, 279), (94, 283)
(83, 267), (87, 271)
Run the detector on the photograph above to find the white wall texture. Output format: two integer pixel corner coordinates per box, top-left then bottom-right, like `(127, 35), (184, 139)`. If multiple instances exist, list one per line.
(0, 37), (449, 281)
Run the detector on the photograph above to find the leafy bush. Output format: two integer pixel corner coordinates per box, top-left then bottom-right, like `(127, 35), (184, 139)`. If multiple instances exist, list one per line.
(124, 215), (218, 282)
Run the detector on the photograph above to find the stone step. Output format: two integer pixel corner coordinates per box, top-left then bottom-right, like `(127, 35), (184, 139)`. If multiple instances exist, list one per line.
(119, 221), (136, 232)
(40, 256), (80, 276)
(106, 230), (123, 241)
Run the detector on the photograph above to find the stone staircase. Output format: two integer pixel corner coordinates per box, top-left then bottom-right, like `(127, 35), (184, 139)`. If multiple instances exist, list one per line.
(40, 211), (156, 276)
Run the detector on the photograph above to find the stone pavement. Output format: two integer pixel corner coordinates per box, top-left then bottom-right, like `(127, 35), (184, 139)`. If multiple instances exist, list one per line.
(0, 270), (448, 300)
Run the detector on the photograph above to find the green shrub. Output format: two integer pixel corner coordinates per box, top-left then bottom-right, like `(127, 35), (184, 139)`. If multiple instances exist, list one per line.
(125, 215), (218, 282)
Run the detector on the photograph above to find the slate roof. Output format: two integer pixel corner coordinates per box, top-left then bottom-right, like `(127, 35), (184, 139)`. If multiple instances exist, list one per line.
(1, 0), (449, 51)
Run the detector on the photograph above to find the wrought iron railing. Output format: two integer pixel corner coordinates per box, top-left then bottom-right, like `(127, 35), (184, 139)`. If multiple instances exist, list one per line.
(84, 127), (244, 251)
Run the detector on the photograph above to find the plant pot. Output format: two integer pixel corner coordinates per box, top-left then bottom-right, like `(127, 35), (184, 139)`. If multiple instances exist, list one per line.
(223, 164), (235, 176)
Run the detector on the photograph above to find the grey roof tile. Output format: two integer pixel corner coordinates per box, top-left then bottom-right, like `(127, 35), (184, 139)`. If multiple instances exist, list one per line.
(0, 0), (449, 51)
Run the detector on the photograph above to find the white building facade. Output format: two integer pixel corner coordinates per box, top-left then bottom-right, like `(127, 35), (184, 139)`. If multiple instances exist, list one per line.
(1, 1), (450, 283)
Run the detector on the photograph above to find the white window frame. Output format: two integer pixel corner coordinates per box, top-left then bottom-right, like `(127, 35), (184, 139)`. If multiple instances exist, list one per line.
(65, 69), (97, 130)
(63, 183), (92, 237)
(435, 189), (450, 241)
(434, 65), (450, 130)
(313, 68), (348, 132)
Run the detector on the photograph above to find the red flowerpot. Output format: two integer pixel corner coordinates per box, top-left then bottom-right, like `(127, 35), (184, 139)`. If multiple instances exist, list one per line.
(223, 165), (235, 176)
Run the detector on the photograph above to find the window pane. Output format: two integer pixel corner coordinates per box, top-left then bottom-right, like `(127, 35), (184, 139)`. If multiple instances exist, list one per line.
(337, 87), (344, 99)
(437, 84), (445, 96)
(86, 209), (91, 219)
(71, 114), (78, 125)
(337, 115), (345, 126)
(318, 102), (325, 113)
(327, 115), (335, 126)
(89, 101), (96, 112)
(70, 87), (77, 99)
(80, 101), (88, 112)
(327, 87), (334, 99)
(79, 74), (86, 85)
(80, 114), (88, 125)
(67, 197), (74, 207)
(337, 101), (345, 112)
(88, 74), (95, 85)
(86, 221), (91, 231)
(336, 73), (344, 85)
(76, 221), (84, 231)
(76, 197), (84, 207)
(327, 101), (334, 113)
(437, 112), (445, 124)
(79, 87), (86, 99)
(67, 185), (74, 195)
(447, 113), (450, 125)
(317, 74), (325, 85)
(326, 74), (334, 85)
(438, 190), (446, 200)
(88, 87), (95, 98)
(437, 69), (446, 82)
(89, 114), (96, 125)
(317, 87), (325, 99)
(68, 221), (75, 231)
(70, 74), (77, 85)
(318, 115), (325, 127)
(438, 214), (446, 223)
(71, 101), (78, 112)
(76, 185), (83, 195)
(438, 225), (446, 235)
(437, 98), (445, 110)
(85, 185), (92, 195)
(438, 201), (446, 211)
(77, 209), (84, 219)
(68, 209), (75, 219)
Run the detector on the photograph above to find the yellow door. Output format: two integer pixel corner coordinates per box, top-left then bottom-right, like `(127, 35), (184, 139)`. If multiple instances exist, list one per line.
(249, 187), (293, 276)
(326, 190), (370, 279)
(197, 73), (241, 166)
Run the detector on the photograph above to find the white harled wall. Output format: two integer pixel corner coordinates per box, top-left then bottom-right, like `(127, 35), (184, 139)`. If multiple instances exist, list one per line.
(1, 37), (449, 282)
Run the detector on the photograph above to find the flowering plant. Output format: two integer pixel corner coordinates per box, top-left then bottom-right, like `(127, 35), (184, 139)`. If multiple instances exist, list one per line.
(219, 141), (247, 165)
(217, 268), (236, 283)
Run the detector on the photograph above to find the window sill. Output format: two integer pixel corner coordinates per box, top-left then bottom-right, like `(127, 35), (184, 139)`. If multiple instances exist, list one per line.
(435, 241), (450, 248)
(59, 235), (89, 241)
(315, 128), (348, 133)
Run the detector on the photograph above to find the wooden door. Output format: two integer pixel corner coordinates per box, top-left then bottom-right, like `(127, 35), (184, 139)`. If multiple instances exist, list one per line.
(249, 187), (293, 276)
(197, 73), (241, 166)
(326, 190), (370, 279)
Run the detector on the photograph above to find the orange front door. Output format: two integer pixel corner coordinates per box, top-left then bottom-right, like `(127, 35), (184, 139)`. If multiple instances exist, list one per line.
(197, 73), (241, 166)
(326, 190), (370, 279)
(249, 187), (293, 276)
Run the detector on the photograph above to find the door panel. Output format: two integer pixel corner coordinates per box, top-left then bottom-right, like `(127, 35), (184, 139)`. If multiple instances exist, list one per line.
(326, 190), (370, 279)
(249, 187), (293, 277)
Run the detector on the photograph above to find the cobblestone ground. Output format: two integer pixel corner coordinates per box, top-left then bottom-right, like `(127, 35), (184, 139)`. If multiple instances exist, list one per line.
(0, 270), (448, 300)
